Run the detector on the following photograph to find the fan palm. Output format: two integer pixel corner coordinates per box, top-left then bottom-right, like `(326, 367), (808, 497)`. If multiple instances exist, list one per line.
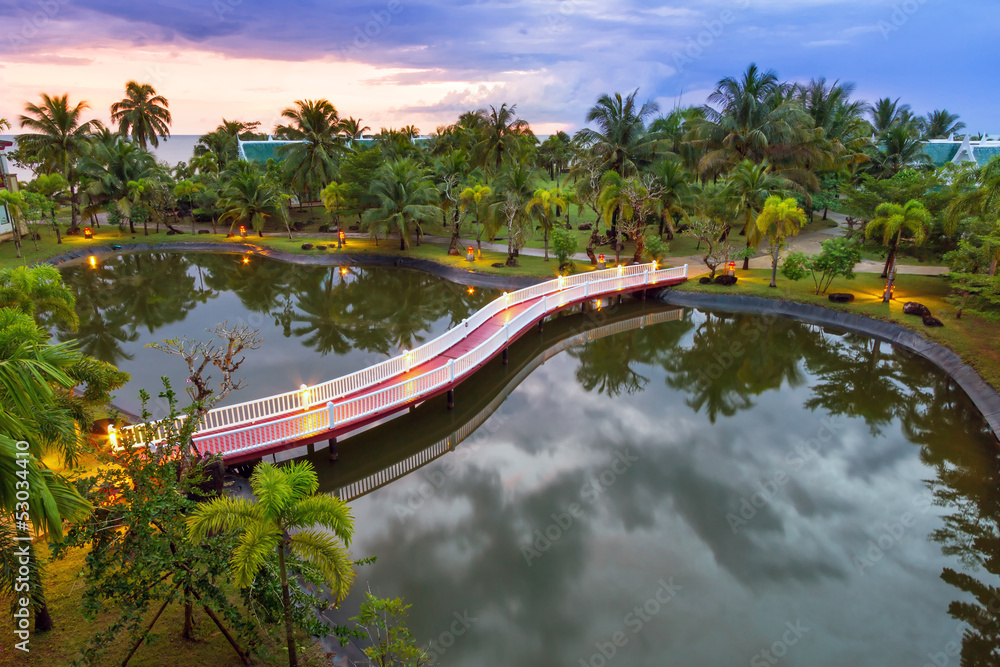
(187, 461), (355, 667)
(756, 195), (807, 287)
(363, 158), (440, 250)
(218, 164), (293, 238)
(576, 90), (660, 177)
(866, 199), (931, 301)
(18, 94), (102, 232)
(277, 99), (344, 201)
(109, 81), (172, 149)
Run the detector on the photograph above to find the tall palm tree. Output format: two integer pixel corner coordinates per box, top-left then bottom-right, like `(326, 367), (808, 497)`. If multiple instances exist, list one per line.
(866, 199), (931, 301)
(795, 77), (870, 173)
(866, 124), (933, 178)
(728, 159), (792, 269)
(489, 160), (538, 265)
(109, 81), (172, 149)
(691, 64), (813, 180)
(363, 158), (440, 250)
(649, 158), (691, 240)
(78, 136), (161, 235)
(576, 90), (660, 177)
(340, 117), (370, 141)
(526, 188), (567, 261)
(187, 461), (355, 667)
(474, 103), (532, 171)
(946, 156), (1000, 235)
(869, 97), (913, 136)
(18, 94), (101, 232)
(756, 195), (807, 287)
(922, 109), (966, 140)
(218, 163), (293, 238)
(276, 99), (344, 201)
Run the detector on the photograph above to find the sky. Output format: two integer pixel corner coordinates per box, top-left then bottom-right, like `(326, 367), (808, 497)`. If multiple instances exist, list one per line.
(0, 0), (996, 136)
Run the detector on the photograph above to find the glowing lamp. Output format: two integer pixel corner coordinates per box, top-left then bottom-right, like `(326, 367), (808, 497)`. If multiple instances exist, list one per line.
(239, 225), (247, 238)
(466, 246), (475, 262)
(107, 424), (118, 450)
(341, 267), (348, 276)
(726, 261), (736, 277)
(618, 265), (624, 275)
(338, 230), (346, 248)
(83, 227), (93, 239)
(300, 384), (310, 406)
(242, 256), (250, 265)
(467, 287), (475, 295)
(88, 256), (97, 269)
(597, 254), (606, 269)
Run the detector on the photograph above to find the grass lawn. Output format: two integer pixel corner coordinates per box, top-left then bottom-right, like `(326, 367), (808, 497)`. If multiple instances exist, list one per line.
(676, 269), (1000, 390)
(0, 542), (329, 667)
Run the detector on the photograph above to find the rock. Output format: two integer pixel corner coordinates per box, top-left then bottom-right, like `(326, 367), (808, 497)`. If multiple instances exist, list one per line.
(923, 314), (944, 327)
(318, 224), (331, 233)
(491, 262), (506, 268)
(698, 276), (713, 285)
(197, 229), (211, 234)
(903, 301), (932, 318)
(578, 223), (592, 231)
(828, 293), (855, 303)
(448, 248), (461, 256)
(714, 275), (738, 286)
(349, 225), (360, 231)
(166, 230), (180, 235)
(301, 243), (314, 250)
(315, 245), (326, 250)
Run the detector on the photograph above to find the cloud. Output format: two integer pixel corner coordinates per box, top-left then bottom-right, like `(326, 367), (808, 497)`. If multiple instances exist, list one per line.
(803, 39), (849, 47)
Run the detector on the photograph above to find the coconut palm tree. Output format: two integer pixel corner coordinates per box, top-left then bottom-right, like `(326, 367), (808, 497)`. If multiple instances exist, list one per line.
(576, 90), (660, 177)
(363, 158), (440, 250)
(946, 156), (1000, 235)
(489, 161), (538, 265)
(526, 188), (567, 261)
(276, 99), (344, 201)
(728, 160), (792, 269)
(474, 103), (532, 171)
(78, 136), (162, 235)
(921, 109), (966, 140)
(866, 199), (931, 301)
(866, 124), (933, 178)
(340, 117), (370, 141)
(869, 97), (913, 136)
(187, 461), (355, 667)
(18, 94), (102, 233)
(218, 163), (293, 238)
(109, 81), (172, 149)
(756, 195), (807, 287)
(320, 180), (351, 230)
(648, 158), (691, 240)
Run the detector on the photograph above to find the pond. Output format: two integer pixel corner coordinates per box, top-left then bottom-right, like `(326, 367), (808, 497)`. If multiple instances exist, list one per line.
(61, 253), (1000, 666)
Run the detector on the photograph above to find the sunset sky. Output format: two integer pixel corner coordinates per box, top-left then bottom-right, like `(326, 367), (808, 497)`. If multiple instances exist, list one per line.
(0, 0), (995, 136)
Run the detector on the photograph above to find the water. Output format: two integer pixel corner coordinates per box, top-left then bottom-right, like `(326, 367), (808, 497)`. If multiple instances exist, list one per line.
(58, 253), (1000, 665)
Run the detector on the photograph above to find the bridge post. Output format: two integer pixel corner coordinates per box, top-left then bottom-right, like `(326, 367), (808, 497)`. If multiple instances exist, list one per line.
(502, 348), (509, 365)
(449, 359), (455, 382)
(537, 318), (543, 333)
(447, 389), (455, 410)
(327, 402), (336, 429)
(328, 437), (338, 461)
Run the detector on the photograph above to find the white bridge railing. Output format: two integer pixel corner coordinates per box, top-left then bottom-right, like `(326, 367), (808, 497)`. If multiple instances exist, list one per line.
(122, 262), (687, 456)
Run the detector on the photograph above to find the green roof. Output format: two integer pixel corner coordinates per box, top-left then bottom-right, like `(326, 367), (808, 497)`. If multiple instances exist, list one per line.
(974, 146), (1000, 166)
(920, 143), (959, 167)
(240, 141), (302, 163)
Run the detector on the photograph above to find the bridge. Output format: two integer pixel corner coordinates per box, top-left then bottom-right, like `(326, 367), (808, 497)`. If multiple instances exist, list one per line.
(122, 261), (687, 463)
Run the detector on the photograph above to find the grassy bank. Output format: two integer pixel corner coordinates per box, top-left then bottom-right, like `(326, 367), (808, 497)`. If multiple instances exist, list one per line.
(675, 269), (1000, 390)
(0, 227), (590, 279)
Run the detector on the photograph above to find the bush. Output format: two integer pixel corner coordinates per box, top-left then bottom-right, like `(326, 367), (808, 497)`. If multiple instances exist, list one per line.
(644, 232), (668, 262)
(552, 227), (578, 268)
(782, 238), (861, 294)
(781, 252), (811, 282)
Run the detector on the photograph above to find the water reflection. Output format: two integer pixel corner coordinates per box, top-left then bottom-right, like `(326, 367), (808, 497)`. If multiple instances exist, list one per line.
(58, 253), (498, 413)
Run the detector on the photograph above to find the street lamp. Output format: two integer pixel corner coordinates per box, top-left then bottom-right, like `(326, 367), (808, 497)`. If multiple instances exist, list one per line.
(338, 230), (346, 248)
(239, 225), (247, 238)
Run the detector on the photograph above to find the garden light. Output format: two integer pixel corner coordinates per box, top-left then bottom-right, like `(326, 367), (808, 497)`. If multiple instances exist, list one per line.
(467, 246), (474, 261)
(239, 225), (247, 238)
(83, 227), (93, 239)
(300, 384), (310, 406)
(339, 230), (346, 248)
(107, 424), (118, 449)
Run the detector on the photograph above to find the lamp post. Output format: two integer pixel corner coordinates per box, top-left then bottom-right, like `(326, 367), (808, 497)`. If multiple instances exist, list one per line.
(338, 229), (346, 248)
(597, 253), (606, 269)
(239, 225), (247, 238)
(466, 245), (474, 261)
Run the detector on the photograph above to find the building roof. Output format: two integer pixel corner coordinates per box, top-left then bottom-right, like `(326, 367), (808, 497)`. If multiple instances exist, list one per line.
(238, 139), (304, 163)
(920, 137), (1000, 168)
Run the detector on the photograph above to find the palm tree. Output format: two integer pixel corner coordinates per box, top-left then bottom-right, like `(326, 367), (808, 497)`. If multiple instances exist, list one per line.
(870, 97), (912, 136)
(866, 199), (931, 301)
(756, 195), (807, 287)
(109, 81), (172, 149)
(276, 99), (343, 201)
(922, 109), (966, 140)
(174, 179), (205, 233)
(187, 461), (355, 667)
(320, 181), (351, 230)
(526, 188), (567, 261)
(576, 90), (660, 177)
(692, 64), (812, 179)
(489, 160), (538, 265)
(946, 156), (1000, 236)
(18, 94), (102, 233)
(78, 136), (161, 235)
(459, 183), (492, 256)
(363, 158), (440, 250)
(648, 159), (691, 241)
(31, 174), (69, 244)
(218, 163), (293, 238)
(340, 117), (370, 141)
(728, 160), (791, 269)
(474, 103), (532, 171)
(867, 124), (933, 178)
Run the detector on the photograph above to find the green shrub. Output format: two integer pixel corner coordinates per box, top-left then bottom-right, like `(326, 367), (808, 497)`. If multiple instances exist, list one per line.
(552, 227), (578, 268)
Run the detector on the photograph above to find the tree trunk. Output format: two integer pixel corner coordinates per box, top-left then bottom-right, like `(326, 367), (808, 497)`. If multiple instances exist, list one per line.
(881, 246), (896, 279)
(742, 240), (751, 271)
(50, 210), (62, 244)
(277, 544), (299, 667)
(543, 227), (549, 261)
(34, 601), (53, 633)
(68, 182), (80, 233)
(182, 595), (196, 640)
(769, 244), (779, 288)
(883, 259), (896, 303)
(822, 207), (828, 220)
(399, 233), (406, 251)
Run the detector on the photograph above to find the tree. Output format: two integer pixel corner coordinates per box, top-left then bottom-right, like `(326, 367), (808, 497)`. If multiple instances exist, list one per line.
(869, 97), (912, 136)
(781, 237), (862, 294)
(489, 160), (538, 266)
(459, 183), (492, 257)
(576, 90), (660, 177)
(922, 109), (965, 140)
(866, 199), (931, 301)
(728, 159), (791, 269)
(551, 226), (578, 270)
(756, 195), (807, 287)
(473, 103), (532, 171)
(526, 187), (567, 261)
(187, 461), (356, 667)
(320, 180), (351, 229)
(174, 179), (206, 233)
(363, 159), (440, 250)
(866, 123), (933, 178)
(351, 592), (430, 667)
(687, 182), (737, 277)
(78, 136), (163, 235)
(0, 190), (26, 258)
(110, 81), (172, 149)
(30, 173), (69, 244)
(276, 99), (344, 201)
(218, 163), (293, 238)
(648, 158), (690, 240)
(18, 94), (102, 233)
(341, 116), (370, 140)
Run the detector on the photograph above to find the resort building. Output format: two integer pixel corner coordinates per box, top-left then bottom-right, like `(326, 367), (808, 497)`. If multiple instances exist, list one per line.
(922, 135), (1000, 168)
(0, 140), (20, 240)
